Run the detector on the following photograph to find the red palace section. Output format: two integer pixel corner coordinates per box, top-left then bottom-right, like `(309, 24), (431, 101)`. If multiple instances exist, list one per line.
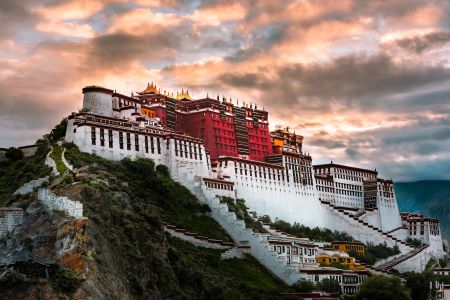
(136, 83), (274, 162)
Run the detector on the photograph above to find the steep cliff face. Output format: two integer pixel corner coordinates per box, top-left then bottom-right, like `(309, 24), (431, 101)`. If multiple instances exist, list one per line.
(0, 144), (287, 299)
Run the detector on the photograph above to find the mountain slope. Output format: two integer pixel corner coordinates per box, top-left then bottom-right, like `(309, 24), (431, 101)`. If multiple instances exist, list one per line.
(0, 143), (288, 299)
(395, 180), (450, 243)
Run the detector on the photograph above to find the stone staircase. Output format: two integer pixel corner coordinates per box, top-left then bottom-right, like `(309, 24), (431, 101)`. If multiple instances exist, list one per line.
(163, 224), (234, 250)
(320, 200), (413, 252)
(173, 165), (304, 284)
(374, 244), (429, 272)
(173, 165), (411, 281)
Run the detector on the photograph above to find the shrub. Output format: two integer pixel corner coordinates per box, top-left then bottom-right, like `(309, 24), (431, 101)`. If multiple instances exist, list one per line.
(49, 118), (68, 142)
(348, 242), (400, 265)
(292, 279), (316, 292)
(156, 164), (170, 177)
(52, 268), (83, 293)
(406, 237), (422, 247)
(259, 215), (271, 223)
(271, 219), (353, 242)
(5, 147), (23, 162)
(317, 278), (341, 294)
(354, 276), (411, 300)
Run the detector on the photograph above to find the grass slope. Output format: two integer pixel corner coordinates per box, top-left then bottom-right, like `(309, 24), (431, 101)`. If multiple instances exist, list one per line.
(60, 143), (288, 298)
(0, 144), (51, 206)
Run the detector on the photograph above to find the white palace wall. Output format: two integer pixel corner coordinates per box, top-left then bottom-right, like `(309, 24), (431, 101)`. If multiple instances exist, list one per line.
(217, 160), (326, 229)
(64, 91), (445, 270)
(66, 120), (211, 180)
(377, 194), (402, 232)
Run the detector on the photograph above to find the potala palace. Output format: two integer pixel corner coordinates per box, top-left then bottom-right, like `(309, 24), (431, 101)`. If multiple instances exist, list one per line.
(63, 83), (445, 292)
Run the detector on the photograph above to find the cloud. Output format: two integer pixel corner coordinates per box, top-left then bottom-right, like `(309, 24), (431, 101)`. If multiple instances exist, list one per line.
(0, 0), (450, 181)
(219, 53), (450, 114)
(387, 31), (450, 53)
(36, 20), (96, 38)
(106, 7), (183, 35)
(33, 0), (105, 20)
(0, 0), (38, 39)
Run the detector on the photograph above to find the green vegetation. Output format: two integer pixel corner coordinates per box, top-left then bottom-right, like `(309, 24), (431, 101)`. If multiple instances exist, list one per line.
(48, 118), (68, 143)
(292, 279), (315, 292)
(169, 237), (288, 299)
(348, 242), (400, 265)
(354, 275), (411, 300)
(65, 143), (230, 241)
(406, 237), (422, 247)
(52, 268), (83, 294)
(0, 144), (51, 206)
(60, 144), (290, 298)
(292, 278), (340, 294)
(5, 147), (24, 162)
(268, 218), (354, 242)
(425, 258), (437, 270)
(265, 217), (400, 265)
(50, 145), (66, 174)
(220, 196), (267, 233)
(317, 278), (341, 294)
(403, 270), (450, 300)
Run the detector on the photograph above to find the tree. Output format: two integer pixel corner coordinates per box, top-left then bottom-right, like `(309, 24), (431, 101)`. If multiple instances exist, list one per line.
(317, 278), (341, 294)
(354, 276), (411, 300)
(49, 118), (68, 142)
(5, 147), (23, 162)
(292, 279), (316, 292)
(404, 271), (436, 300)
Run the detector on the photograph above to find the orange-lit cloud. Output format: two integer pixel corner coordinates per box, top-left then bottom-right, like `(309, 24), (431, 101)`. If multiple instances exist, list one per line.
(0, 0), (449, 180)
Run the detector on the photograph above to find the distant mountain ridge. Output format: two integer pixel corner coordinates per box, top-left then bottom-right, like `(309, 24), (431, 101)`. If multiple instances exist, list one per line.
(395, 180), (450, 243)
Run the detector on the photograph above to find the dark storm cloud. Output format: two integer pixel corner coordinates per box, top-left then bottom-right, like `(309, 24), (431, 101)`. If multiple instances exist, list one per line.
(0, 0), (37, 39)
(220, 53), (450, 115)
(87, 32), (181, 70)
(389, 31), (450, 53)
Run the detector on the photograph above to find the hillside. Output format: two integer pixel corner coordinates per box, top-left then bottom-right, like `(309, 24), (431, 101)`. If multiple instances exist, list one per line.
(395, 181), (450, 243)
(0, 143), (288, 299)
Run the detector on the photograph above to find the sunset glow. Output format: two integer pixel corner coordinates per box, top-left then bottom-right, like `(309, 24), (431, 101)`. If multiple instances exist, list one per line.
(0, 0), (449, 181)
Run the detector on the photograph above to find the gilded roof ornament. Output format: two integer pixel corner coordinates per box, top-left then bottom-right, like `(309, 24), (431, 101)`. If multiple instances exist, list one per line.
(137, 81), (159, 95)
(176, 88), (192, 100)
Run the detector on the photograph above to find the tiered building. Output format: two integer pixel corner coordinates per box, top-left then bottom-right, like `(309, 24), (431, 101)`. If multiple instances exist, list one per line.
(65, 82), (444, 279)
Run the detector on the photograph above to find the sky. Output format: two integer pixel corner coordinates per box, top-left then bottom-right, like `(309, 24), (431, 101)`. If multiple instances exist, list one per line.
(0, 0), (449, 181)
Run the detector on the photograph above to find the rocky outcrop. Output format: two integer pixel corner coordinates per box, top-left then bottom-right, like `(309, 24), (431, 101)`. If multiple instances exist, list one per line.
(38, 188), (83, 219)
(13, 176), (49, 195)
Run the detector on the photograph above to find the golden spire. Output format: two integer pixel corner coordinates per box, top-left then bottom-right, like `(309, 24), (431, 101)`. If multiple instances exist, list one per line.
(176, 88), (192, 100)
(138, 81), (159, 95)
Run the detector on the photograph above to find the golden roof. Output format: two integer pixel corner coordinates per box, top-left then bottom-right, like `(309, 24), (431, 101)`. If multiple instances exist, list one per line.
(138, 82), (159, 95)
(176, 89), (192, 101)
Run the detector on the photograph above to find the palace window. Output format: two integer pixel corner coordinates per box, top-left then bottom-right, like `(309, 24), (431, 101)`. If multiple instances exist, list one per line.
(91, 127), (96, 145)
(126, 133), (131, 150)
(145, 136), (149, 153)
(119, 132), (123, 149)
(100, 128), (105, 147)
(157, 138), (161, 154)
(175, 140), (178, 156)
(108, 130), (113, 148)
(150, 137), (155, 153)
(135, 134), (139, 151)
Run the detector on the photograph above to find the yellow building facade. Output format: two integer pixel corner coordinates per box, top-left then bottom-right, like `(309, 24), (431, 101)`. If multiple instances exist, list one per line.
(331, 241), (365, 256)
